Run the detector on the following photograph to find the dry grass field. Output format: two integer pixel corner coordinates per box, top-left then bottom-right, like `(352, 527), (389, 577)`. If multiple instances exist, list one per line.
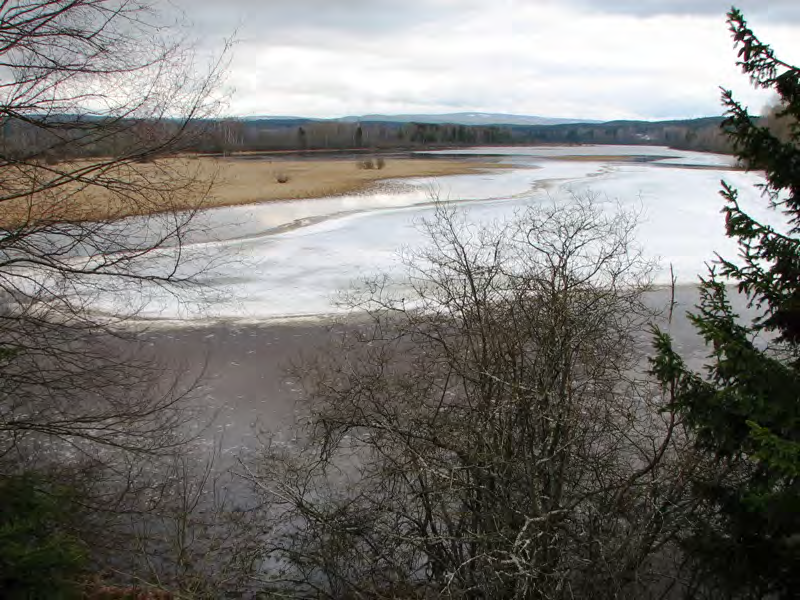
(0, 156), (508, 226)
(207, 156), (508, 206)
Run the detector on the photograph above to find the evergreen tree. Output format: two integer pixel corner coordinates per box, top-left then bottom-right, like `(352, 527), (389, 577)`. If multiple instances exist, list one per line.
(0, 475), (87, 598)
(651, 8), (800, 597)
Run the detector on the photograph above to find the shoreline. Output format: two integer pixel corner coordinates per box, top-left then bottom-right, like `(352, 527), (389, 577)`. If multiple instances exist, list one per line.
(124, 282), (711, 333)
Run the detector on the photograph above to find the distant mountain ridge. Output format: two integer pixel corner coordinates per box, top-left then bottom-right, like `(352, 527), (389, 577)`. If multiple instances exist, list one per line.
(340, 113), (601, 126)
(243, 113), (600, 126)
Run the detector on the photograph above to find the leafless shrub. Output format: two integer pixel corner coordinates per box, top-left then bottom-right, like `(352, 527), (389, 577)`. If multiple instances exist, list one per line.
(244, 194), (708, 598)
(359, 158), (375, 169)
(94, 450), (265, 598)
(275, 171), (291, 184)
(375, 157), (386, 169)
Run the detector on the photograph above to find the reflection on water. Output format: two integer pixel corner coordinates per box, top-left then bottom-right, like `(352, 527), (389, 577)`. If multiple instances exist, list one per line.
(420, 144), (737, 168)
(88, 145), (762, 323)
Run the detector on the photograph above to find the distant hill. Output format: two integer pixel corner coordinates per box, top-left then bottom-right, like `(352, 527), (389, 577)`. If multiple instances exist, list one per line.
(243, 113), (599, 126)
(242, 115), (321, 122)
(339, 113), (599, 126)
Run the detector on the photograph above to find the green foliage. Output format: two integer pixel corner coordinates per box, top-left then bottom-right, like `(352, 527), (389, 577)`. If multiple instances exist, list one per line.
(0, 474), (87, 599)
(651, 7), (800, 598)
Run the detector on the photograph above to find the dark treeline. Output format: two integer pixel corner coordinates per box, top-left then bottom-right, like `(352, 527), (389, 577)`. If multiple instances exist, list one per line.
(1, 114), (735, 161)
(192, 115), (734, 154)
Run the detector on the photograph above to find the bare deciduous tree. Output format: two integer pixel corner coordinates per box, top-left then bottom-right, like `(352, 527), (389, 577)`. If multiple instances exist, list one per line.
(0, 0), (229, 459)
(0, 1), (236, 592)
(246, 196), (707, 599)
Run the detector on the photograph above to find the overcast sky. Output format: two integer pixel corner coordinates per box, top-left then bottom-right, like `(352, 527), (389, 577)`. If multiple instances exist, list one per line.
(170, 0), (800, 121)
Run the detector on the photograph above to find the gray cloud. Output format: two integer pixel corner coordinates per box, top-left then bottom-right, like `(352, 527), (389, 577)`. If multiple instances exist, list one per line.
(168, 0), (443, 40)
(167, 0), (800, 43)
(565, 0), (800, 23)
(157, 0), (796, 120)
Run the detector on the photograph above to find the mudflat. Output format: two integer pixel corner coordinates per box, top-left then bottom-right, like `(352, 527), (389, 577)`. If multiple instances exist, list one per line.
(140, 285), (758, 462)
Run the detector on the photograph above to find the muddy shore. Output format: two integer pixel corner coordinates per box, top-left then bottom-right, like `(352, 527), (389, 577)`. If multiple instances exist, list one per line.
(137, 285), (757, 463)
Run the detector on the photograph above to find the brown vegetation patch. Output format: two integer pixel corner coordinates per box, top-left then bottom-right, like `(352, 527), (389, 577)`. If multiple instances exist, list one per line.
(0, 156), (508, 227)
(204, 156), (508, 207)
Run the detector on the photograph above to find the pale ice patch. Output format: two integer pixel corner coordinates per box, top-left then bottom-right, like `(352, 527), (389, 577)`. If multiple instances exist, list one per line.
(557, 164), (775, 283)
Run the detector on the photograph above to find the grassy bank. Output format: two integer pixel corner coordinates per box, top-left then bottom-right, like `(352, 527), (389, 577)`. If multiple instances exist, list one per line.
(0, 156), (509, 226)
(205, 155), (508, 206)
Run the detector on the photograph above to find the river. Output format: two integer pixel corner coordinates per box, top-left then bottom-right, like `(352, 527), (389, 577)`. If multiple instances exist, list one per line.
(91, 144), (774, 323)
